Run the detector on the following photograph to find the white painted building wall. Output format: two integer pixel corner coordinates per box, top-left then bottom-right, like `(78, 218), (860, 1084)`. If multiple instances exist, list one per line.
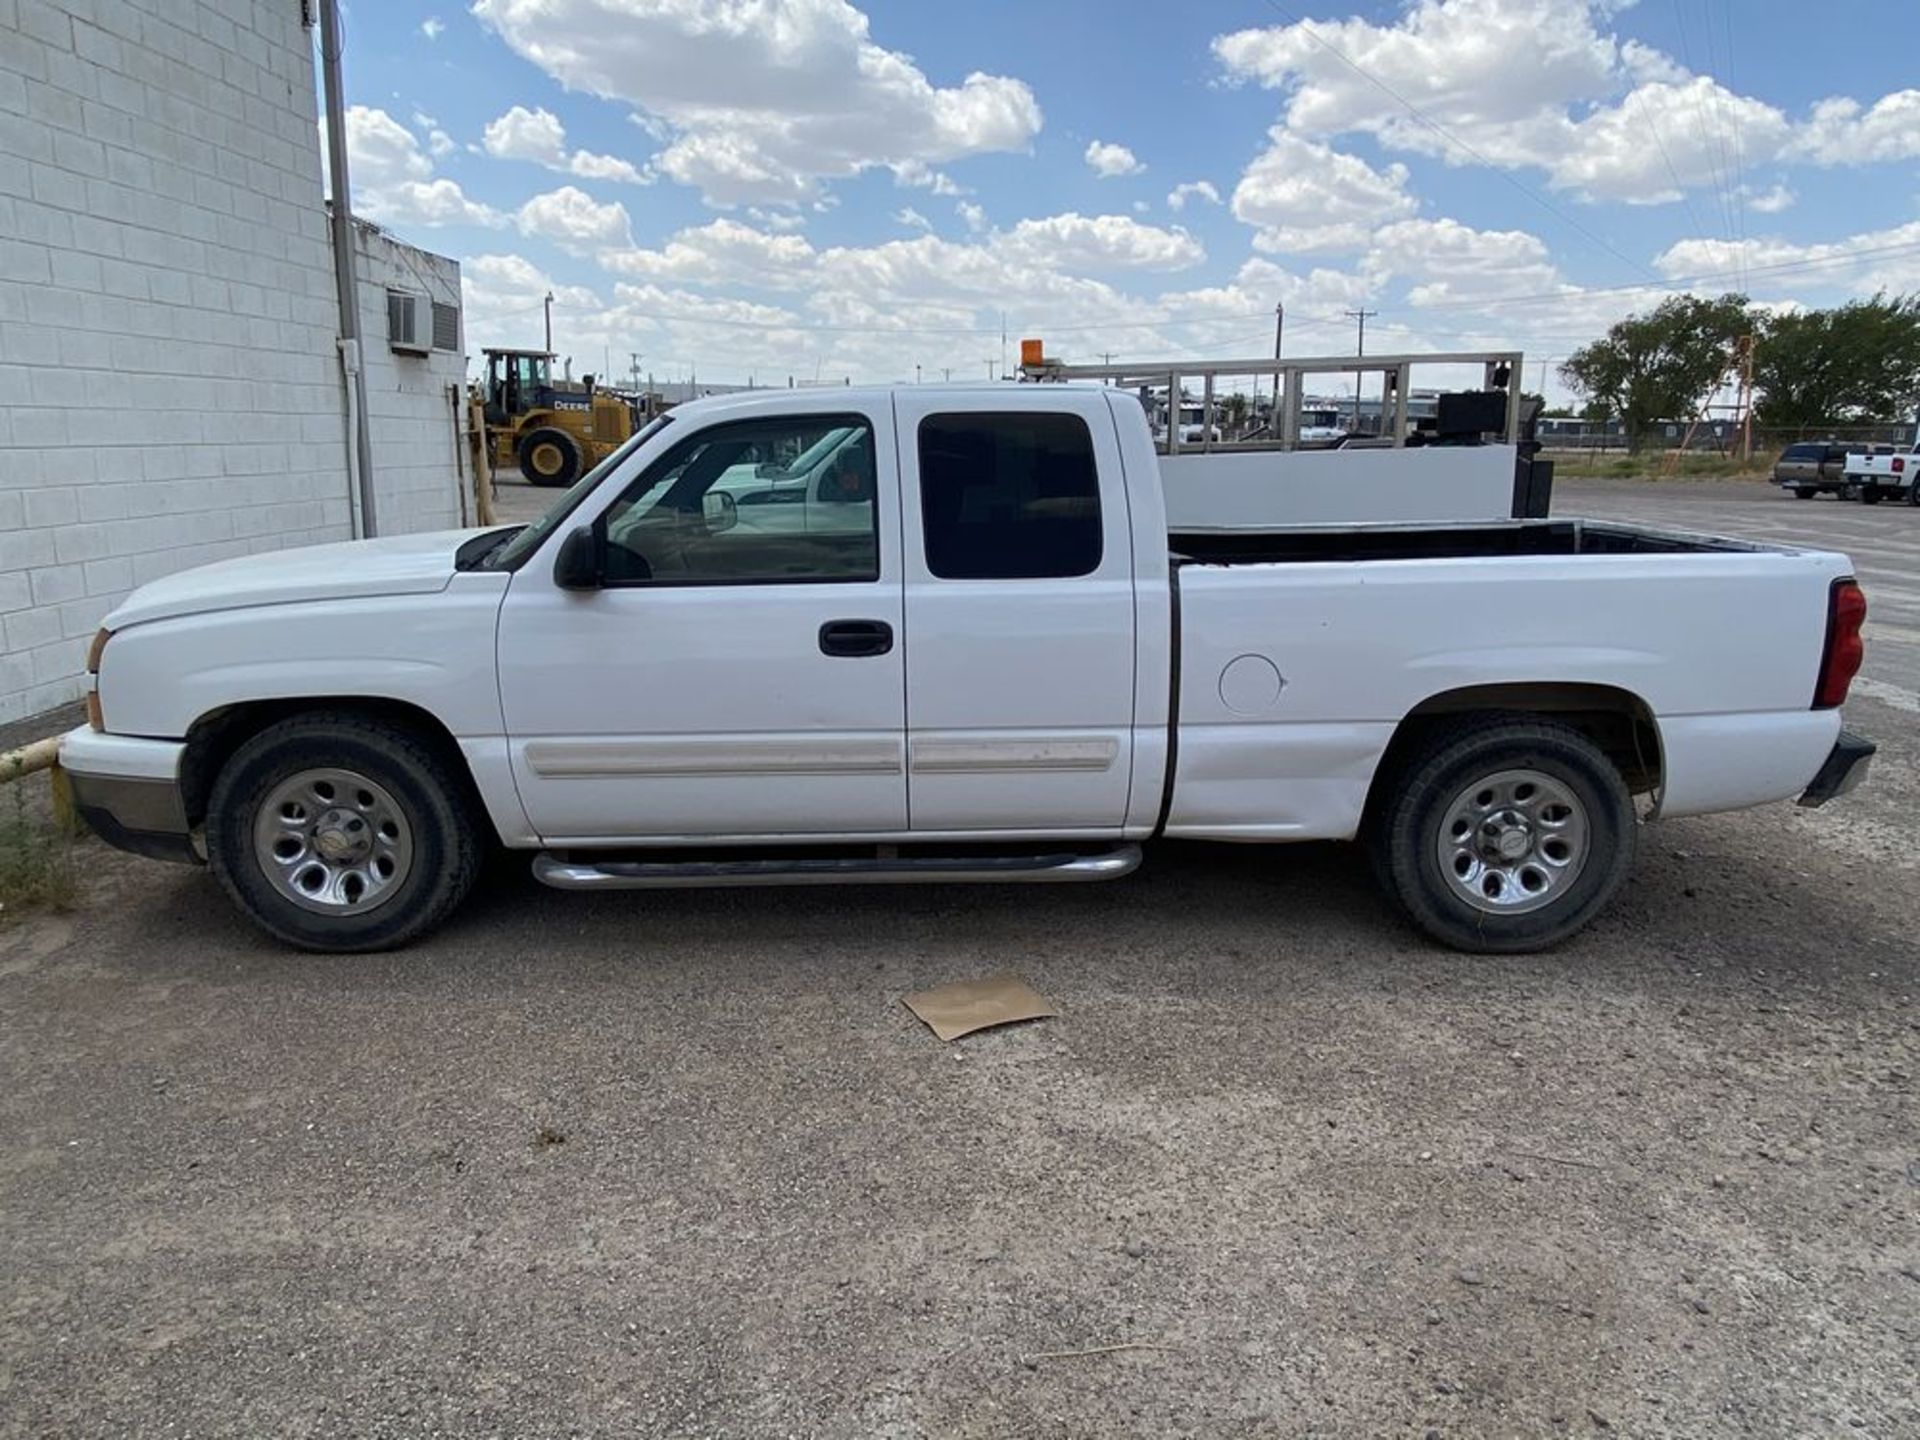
(353, 221), (466, 536)
(0, 0), (464, 726)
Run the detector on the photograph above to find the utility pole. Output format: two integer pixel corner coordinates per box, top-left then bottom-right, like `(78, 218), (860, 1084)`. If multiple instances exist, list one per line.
(1272, 301), (1285, 435)
(1344, 308), (1377, 431)
(999, 311), (1007, 383)
(942, 367), (951, 382)
(985, 358), (996, 381)
(915, 363), (921, 385)
(1738, 343), (1755, 458)
(629, 351), (642, 392)
(543, 291), (554, 354)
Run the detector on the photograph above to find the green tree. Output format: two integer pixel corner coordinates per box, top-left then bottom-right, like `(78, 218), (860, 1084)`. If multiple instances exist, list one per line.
(1753, 294), (1920, 431)
(1559, 293), (1753, 451)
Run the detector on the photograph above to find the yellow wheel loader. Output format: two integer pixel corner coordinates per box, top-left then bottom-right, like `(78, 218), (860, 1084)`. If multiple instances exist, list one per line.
(480, 348), (646, 488)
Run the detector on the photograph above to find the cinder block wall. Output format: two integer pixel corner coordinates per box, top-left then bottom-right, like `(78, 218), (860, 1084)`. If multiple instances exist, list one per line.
(355, 223), (466, 537)
(0, 0), (462, 728)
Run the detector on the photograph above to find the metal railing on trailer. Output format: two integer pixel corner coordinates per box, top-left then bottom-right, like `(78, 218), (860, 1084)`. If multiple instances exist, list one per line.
(1016, 349), (1526, 456)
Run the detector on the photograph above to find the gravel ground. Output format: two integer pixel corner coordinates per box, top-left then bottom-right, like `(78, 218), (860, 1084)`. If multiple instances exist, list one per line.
(1, 477), (1914, 1438)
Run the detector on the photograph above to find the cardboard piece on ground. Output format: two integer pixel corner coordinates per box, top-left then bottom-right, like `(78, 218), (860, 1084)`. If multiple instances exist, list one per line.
(903, 971), (1056, 1042)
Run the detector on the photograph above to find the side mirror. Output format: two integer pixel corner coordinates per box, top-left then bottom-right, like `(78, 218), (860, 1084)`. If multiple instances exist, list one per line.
(553, 525), (602, 590)
(702, 489), (738, 533)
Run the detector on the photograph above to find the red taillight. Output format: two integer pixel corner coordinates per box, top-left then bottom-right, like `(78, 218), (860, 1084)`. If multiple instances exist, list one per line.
(1893, 457), (1905, 473)
(1814, 579), (1867, 709)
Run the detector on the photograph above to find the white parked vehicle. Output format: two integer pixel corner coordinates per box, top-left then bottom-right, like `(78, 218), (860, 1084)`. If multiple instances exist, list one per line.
(1844, 438), (1920, 505)
(63, 382), (1874, 955)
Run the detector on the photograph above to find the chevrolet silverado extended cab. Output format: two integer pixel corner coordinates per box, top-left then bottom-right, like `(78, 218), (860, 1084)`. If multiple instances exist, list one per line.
(62, 383), (1874, 954)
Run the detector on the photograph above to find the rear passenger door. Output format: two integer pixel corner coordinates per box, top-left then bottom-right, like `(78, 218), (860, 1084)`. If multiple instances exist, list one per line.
(892, 397), (1137, 833)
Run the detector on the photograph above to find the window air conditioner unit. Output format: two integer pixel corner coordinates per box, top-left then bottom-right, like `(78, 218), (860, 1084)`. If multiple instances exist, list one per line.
(387, 289), (430, 354)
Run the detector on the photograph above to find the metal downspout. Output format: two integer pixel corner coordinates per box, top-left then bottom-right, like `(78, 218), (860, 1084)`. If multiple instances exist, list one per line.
(318, 0), (377, 538)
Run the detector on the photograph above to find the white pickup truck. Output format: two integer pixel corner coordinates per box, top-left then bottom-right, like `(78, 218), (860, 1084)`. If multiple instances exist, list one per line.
(1845, 438), (1920, 504)
(62, 384), (1874, 955)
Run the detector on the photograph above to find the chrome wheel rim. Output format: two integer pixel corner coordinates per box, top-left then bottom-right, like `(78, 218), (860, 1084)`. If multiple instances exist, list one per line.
(1435, 767), (1588, 916)
(252, 767), (414, 916)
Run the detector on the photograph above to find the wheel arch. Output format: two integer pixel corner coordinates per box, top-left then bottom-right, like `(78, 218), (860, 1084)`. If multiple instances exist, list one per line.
(181, 696), (504, 843)
(1365, 682), (1664, 826)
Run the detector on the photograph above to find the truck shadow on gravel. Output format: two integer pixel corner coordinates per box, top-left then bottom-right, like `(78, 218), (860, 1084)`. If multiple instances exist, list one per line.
(122, 821), (1909, 1002)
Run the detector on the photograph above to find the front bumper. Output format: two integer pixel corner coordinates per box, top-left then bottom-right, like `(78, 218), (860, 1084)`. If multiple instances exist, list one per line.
(1798, 730), (1875, 808)
(59, 727), (200, 865)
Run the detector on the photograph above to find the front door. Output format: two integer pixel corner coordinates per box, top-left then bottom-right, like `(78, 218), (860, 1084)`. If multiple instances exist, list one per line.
(497, 406), (907, 843)
(892, 395), (1137, 833)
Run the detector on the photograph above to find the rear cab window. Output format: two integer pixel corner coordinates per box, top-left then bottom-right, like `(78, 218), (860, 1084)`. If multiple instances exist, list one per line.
(916, 412), (1102, 579)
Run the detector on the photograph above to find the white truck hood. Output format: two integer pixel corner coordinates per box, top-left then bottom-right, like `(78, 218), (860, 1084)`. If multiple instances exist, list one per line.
(105, 529), (492, 629)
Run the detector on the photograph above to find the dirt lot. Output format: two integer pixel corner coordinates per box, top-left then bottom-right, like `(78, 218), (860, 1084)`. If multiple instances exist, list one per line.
(1, 477), (1914, 1437)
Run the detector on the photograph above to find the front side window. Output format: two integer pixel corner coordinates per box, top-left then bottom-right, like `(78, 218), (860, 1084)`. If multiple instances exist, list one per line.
(918, 412), (1102, 580)
(599, 414), (879, 584)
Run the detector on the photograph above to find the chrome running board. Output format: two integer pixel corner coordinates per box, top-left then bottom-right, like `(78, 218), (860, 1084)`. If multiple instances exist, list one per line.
(532, 844), (1143, 891)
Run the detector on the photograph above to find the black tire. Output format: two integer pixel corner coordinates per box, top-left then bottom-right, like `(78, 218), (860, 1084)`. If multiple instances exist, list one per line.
(518, 427), (582, 487)
(1906, 483), (1920, 508)
(1367, 715), (1636, 954)
(1790, 487), (1815, 499)
(206, 713), (481, 952)
(1861, 485), (1882, 505)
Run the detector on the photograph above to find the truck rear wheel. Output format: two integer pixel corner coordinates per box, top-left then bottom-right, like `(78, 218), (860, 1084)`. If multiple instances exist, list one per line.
(519, 428), (582, 487)
(1861, 485), (1882, 505)
(206, 713), (480, 952)
(1369, 716), (1635, 953)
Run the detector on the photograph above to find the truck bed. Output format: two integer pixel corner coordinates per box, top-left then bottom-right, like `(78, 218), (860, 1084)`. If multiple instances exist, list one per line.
(1169, 518), (1769, 566)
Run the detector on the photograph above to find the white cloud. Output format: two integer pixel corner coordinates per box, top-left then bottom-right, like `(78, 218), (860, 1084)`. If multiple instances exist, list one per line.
(1232, 129), (1414, 253)
(1166, 180), (1220, 211)
(746, 206), (808, 233)
(955, 200), (986, 233)
(482, 104), (649, 185)
(516, 185), (634, 250)
(603, 217), (819, 287)
(1745, 183), (1795, 215)
(1653, 220), (1920, 295)
(421, 16), (445, 40)
(1792, 91), (1920, 166)
(893, 161), (968, 196)
(1212, 0), (1919, 206)
(1084, 140), (1144, 178)
(1365, 218), (1560, 306)
(335, 105), (504, 229)
(471, 0), (1041, 207)
(894, 206), (932, 232)
(1215, 0), (1618, 152)
(344, 104), (433, 189)
(484, 104), (568, 167)
(997, 214), (1203, 271)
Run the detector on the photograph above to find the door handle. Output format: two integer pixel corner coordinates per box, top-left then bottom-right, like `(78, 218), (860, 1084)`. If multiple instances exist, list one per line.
(819, 619), (893, 657)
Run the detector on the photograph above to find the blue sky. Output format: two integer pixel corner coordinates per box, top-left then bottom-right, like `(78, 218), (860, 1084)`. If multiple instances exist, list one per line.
(332, 1), (1920, 399)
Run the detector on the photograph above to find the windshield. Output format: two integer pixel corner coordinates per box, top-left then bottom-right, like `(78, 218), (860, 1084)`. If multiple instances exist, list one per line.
(482, 414), (674, 571)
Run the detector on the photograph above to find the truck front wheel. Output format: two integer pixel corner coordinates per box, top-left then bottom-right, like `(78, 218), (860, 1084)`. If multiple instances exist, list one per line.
(205, 713), (481, 952)
(1370, 717), (1636, 953)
